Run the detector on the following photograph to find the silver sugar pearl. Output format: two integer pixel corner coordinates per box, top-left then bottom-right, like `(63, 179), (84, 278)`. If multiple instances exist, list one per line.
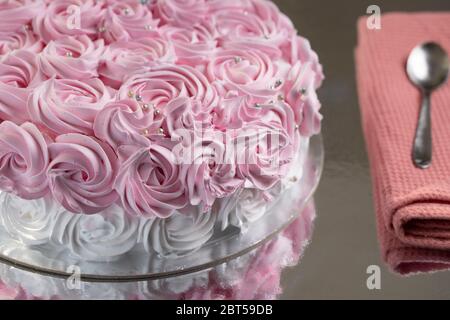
(154, 109), (161, 116)
(144, 25), (153, 31)
(277, 94), (284, 101)
(142, 129), (149, 136)
(127, 91), (134, 98)
(142, 103), (150, 111)
(98, 26), (106, 33)
(274, 79), (283, 88)
(135, 95), (143, 102)
(140, 0), (149, 4)
(123, 8), (130, 15)
(65, 51), (73, 58)
(158, 128), (165, 135)
(234, 56), (242, 63)
(300, 88), (307, 95)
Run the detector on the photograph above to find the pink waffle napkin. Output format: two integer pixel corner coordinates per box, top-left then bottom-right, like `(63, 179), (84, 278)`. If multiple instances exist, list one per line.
(356, 13), (450, 275)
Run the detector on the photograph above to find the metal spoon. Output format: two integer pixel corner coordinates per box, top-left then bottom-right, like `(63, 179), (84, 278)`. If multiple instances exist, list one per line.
(407, 42), (449, 169)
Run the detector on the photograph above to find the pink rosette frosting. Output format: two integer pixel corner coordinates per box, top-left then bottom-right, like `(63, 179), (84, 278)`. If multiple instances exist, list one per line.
(237, 100), (296, 138)
(99, 0), (159, 44)
(181, 136), (244, 209)
(32, 0), (104, 43)
(93, 99), (160, 150)
(212, 0), (295, 59)
(207, 0), (251, 11)
(159, 23), (217, 65)
(206, 49), (278, 99)
(211, 95), (245, 131)
(0, 50), (42, 124)
(47, 134), (118, 214)
(0, 0), (324, 218)
(0, 28), (43, 56)
(99, 37), (175, 89)
(212, 94), (299, 141)
(119, 64), (219, 116)
(283, 61), (323, 136)
(234, 122), (295, 190)
(161, 97), (198, 139)
(161, 97), (208, 164)
(28, 77), (113, 135)
(114, 144), (187, 218)
(39, 35), (105, 80)
(214, 98), (298, 190)
(154, 0), (208, 28)
(0, 121), (49, 199)
(0, 0), (45, 33)
(281, 35), (324, 86)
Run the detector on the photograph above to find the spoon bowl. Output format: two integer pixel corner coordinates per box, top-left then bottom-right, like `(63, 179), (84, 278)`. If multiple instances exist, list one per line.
(407, 42), (449, 91)
(406, 42), (449, 169)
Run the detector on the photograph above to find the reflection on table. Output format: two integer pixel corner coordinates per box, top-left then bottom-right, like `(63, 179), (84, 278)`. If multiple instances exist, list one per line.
(0, 202), (315, 300)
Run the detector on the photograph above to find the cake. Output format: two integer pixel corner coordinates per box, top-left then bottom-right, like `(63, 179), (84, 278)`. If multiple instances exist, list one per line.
(0, 0), (323, 262)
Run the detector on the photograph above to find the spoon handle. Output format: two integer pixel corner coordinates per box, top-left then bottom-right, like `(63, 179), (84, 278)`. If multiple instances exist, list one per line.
(412, 92), (432, 169)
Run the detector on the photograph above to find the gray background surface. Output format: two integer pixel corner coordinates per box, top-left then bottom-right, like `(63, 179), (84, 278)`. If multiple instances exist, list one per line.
(275, 0), (450, 299)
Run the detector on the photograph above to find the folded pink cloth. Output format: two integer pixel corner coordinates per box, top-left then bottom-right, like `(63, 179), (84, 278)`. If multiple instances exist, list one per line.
(356, 13), (450, 275)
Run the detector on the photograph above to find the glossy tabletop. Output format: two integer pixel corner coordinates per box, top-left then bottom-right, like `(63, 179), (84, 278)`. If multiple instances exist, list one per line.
(276, 0), (450, 300)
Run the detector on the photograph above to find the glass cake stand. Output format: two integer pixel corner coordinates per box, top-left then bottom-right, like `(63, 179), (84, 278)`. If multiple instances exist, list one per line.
(0, 135), (324, 283)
